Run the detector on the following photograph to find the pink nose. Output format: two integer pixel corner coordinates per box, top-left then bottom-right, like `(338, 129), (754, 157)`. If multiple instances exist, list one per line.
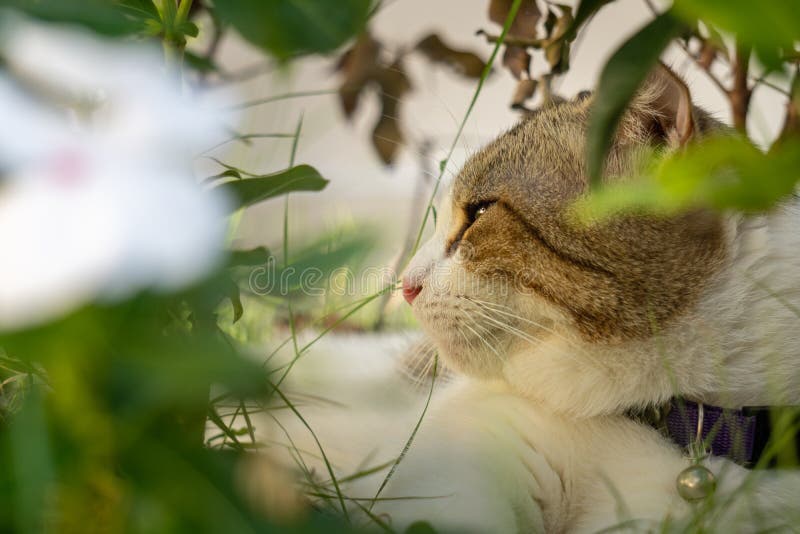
(402, 279), (422, 305)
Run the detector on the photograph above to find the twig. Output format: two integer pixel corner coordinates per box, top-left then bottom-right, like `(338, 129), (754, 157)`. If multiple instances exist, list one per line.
(642, 0), (728, 97)
(730, 44), (752, 132)
(751, 74), (791, 97)
(676, 39), (729, 96)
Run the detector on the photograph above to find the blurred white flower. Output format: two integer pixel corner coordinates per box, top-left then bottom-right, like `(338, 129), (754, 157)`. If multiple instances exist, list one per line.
(0, 19), (234, 330)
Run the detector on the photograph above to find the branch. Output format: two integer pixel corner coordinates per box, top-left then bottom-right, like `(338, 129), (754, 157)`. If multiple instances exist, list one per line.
(730, 44), (752, 132)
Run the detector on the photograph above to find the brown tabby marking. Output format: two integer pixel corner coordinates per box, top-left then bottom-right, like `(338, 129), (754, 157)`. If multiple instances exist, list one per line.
(446, 88), (727, 341)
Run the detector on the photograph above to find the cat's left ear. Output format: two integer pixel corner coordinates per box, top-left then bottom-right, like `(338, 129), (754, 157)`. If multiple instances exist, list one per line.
(639, 62), (695, 147)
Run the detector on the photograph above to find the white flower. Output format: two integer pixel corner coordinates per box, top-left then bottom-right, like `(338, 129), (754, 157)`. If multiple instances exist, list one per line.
(0, 19), (234, 330)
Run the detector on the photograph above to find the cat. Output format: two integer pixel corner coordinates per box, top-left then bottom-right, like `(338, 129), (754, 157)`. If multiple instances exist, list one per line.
(260, 65), (800, 532)
(365, 64), (800, 532)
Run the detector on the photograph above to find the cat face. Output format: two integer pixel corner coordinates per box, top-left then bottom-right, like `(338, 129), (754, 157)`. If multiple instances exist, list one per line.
(403, 67), (728, 379)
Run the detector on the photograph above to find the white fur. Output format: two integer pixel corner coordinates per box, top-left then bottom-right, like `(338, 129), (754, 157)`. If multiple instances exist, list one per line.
(265, 346), (800, 532)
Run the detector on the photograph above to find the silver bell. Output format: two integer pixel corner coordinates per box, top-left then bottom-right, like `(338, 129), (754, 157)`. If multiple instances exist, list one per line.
(676, 464), (717, 501)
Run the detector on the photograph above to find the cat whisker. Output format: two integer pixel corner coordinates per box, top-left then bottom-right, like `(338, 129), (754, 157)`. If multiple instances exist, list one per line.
(466, 297), (589, 358)
(462, 302), (584, 365)
(402, 339), (438, 384)
(460, 318), (503, 363)
(471, 308), (548, 349)
(463, 311), (502, 346)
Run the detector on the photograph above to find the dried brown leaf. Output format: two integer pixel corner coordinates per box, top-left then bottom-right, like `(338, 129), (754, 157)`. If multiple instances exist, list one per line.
(371, 59), (411, 165)
(543, 8), (557, 36)
(548, 5), (573, 41)
(416, 33), (488, 79)
(488, 0), (540, 39)
(545, 39), (570, 73)
(511, 78), (537, 109)
(544, 7), (573, 73)
(336, 33), (381, 118)
(502, 45), (531, 79)
(375, 59), (412, 101)
(372, 110), (403, 165)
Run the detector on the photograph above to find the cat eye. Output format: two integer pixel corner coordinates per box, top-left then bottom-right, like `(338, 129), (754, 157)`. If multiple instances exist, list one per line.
(467, 201), (495, 224)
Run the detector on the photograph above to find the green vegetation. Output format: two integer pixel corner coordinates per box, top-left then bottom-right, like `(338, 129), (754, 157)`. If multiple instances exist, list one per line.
(0, 0), (798, 532)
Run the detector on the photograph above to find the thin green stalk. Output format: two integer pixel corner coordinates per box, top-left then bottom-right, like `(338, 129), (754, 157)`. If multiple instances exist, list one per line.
(368, 354), (438, 512)
(408, 0), (523, 258)
(207, 407), (244, 452)
(282, 114), (304, 384)
(176, 0), (193, 22)
(159, 0), (193, 79)
(239, 400), (257, 444)
(220, 403), (241, 449)
(270, 382), (350, 522)
(273, 284), (394, 387)
(224, 90), (336, 111)
(199, 133), (296, 156)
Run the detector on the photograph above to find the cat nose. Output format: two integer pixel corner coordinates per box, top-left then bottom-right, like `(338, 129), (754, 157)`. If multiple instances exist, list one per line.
(402, 278), (422, 305)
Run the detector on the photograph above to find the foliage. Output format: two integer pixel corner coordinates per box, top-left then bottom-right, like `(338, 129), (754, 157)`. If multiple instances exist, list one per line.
(215, 164), (329, 213)
(0, 1), (372, 532)
(576, 0), (800, 215)
(1, 0), (799, 533)
(213, 0), (372, 61)
(333, 28), (490, 165)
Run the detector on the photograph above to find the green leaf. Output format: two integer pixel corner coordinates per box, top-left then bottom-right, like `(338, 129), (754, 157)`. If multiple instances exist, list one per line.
(213, 0), (371, 61)
(226, 279), (244, 323)
(406, 521), (439, 534)
(209, 169), (243, 181)
(206, 157), (254, 178)
(586, 11), (683, 187)
(118, 0), (159, 20)
(0, 0), (140, 36)
(574, 136), (800, 221)
(672, 0), (800, 70)
(564, 0), (612, 41)
(228, 247), (271, 268)
(176, 19), (199, 38)
(218, 164), (329, 212)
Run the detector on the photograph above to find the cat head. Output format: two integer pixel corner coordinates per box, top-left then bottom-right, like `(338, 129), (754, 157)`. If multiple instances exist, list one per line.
(403, 65), (729, 388)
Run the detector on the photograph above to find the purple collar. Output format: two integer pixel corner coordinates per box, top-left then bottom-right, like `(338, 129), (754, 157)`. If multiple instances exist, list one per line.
(637, 400), (798, 467)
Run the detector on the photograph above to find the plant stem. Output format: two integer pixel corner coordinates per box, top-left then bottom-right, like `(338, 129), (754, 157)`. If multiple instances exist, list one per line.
(730, 44), (752, 133)
(160, 0), (194, 81)
(176, 0), (193, 22)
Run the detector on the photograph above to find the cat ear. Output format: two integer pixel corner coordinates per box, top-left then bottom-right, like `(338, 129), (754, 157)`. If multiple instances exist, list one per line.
(639, 63), (694, 147)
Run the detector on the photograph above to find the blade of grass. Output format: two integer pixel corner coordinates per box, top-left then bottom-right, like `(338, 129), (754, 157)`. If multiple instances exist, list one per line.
(239, 399), (257, 444)
(224, 89), (336, 111)
(207, 406), (245, 452)
(368, 354), (438, 512)
(283, 113), (304, 373)
(272, 283), (395, 387)
(269, 382), (350, 522)
(199, 132), (296, 156)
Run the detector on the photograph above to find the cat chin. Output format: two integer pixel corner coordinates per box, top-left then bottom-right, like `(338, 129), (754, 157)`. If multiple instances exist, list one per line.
(423, 327), (507, 379)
